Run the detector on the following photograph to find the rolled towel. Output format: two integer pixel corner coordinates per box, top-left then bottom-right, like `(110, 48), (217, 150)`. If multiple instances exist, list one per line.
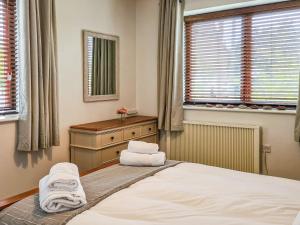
(47, 162), (80, 192)
(128, 140), (159, 154)
(39, 175), (87, 213)
(120, 150), (166, 167)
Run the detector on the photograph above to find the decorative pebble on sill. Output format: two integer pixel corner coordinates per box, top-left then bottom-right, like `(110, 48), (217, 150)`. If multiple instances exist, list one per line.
(277, 106), (286, 110)
(262, 105), (272, 110)
(194, 104), (290, 112)
(238, 104), (248, 109)
(250, 105), (259, 109)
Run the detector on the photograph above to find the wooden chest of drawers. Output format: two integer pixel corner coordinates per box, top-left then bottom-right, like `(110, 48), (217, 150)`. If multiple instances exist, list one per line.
(69, 116), (158, 172)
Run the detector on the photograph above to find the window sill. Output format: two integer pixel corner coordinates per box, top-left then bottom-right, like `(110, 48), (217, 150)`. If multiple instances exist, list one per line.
(183, 105), (296, 115)
(0, 114), (19, 123)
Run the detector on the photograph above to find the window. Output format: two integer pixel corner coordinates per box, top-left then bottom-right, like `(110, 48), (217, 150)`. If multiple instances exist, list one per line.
(0, 0), (18, 115)
(184, 1), (300, 107)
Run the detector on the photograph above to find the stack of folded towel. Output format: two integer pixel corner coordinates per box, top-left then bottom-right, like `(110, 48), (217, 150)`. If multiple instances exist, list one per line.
(39, 162), (87, 213)
(120, 140), (166, 167)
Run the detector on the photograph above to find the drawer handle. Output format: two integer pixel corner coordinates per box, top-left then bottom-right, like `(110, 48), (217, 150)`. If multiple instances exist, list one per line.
(132, 131), (136, 135)
(148, 128), (152, 131)
(110, 136), (115, 141)
(116, 151), (120, 155)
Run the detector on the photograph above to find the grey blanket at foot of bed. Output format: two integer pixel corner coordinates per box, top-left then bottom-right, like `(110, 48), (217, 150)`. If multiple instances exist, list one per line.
(0, 160), (181, 225)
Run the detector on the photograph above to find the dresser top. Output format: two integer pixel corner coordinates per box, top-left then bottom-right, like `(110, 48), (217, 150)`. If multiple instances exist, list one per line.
(70, 115), (157, 131)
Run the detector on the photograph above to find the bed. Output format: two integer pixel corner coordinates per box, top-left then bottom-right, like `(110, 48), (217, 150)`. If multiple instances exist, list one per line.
(1, 161), (300, 225)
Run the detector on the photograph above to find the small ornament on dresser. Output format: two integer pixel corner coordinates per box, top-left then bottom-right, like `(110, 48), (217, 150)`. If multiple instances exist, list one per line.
(117, 107), (128, 121)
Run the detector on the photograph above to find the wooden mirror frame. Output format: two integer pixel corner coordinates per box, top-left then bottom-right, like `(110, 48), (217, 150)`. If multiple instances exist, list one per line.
(83, 30), (120, 102)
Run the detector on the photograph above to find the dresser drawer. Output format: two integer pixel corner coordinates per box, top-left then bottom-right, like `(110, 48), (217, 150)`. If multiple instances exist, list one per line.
(102, 143), (127, 163)
(141, 123), (157, 136)
(101, 130), (123, 146)
(124, 126), (141, 140)
(102, 148), (121, 163)
(70, 132), (100, 149)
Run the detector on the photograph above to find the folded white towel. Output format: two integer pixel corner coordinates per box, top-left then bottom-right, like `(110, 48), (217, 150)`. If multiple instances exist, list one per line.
(39, 175), (87, 213)
(128, 140), (159, 154)
(120, 150), (166, 167)
(47, 162), (80, 192)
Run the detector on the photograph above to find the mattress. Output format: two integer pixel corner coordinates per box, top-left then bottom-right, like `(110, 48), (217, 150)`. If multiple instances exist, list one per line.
(68, 163), (300, 225)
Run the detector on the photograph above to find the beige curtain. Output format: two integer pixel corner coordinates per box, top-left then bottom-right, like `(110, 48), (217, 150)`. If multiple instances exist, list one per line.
(91, 38), (116, 95)
(158, 0), (184, 132)
(17, 0), (59, 151)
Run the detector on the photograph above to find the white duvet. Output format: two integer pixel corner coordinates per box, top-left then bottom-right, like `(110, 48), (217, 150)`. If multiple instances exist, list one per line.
(68, 163), (300, 225)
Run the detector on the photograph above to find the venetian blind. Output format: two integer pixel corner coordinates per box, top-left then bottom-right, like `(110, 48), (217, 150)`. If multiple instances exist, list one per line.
(185, 16), (243, 103)
(251, 8), (300, 105)
(0, 0), (17, 114)
(185, 3), (300, 106)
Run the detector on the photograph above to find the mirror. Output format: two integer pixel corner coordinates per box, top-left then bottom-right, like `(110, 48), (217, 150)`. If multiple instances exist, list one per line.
(83, 30), (119, 102)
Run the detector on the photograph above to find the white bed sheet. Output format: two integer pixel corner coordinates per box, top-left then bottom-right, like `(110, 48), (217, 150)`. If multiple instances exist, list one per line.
(68, 163), (300, 225)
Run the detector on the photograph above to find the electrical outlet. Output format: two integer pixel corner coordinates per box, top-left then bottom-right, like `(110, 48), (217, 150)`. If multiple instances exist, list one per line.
(263, 144), (272, 153)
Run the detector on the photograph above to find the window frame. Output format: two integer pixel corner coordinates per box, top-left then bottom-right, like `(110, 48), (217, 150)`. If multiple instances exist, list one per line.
(184, 1), (300, 108)
(0, 0), (18, 116)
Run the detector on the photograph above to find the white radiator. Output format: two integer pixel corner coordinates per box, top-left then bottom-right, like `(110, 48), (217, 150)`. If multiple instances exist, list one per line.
(169, 121), (261, 173)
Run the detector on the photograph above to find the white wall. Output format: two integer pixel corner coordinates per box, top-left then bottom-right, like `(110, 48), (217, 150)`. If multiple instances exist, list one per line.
(185, 0), (286, 12)
(136, 0), (160, 116)
(135, 0), (300, 180)
(0, 0), (136, 199)
(185, 0), (253, 11)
